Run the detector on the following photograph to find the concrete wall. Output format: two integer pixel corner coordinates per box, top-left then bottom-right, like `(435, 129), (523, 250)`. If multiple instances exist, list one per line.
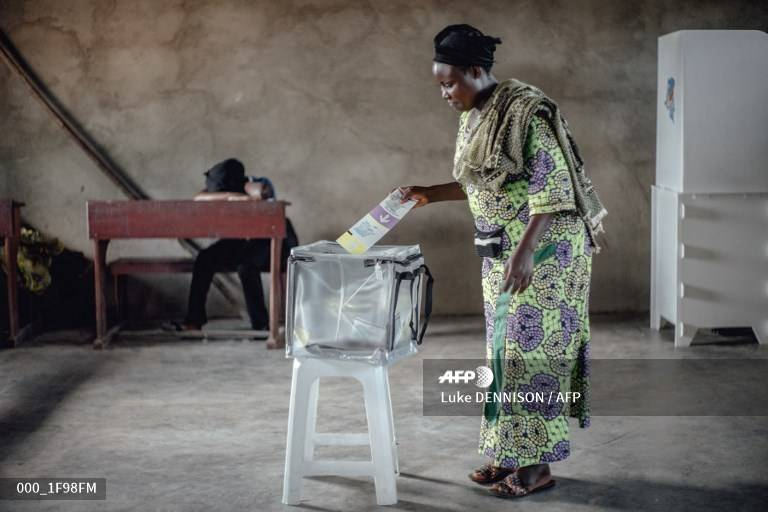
(1, 0), (765, 317)
(0, 162), (6, 197)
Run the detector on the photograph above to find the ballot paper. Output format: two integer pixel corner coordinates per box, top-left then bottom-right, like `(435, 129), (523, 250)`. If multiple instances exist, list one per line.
(337, 189), (417, 254)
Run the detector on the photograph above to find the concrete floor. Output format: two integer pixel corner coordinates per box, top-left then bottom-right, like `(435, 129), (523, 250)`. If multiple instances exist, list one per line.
(1, 316), (767, 512)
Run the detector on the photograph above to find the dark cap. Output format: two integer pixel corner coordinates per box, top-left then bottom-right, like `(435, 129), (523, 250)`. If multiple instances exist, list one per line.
(204, 158), (246, 193)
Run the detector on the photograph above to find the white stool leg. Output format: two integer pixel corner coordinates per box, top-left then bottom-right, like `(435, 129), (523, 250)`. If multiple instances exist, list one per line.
(382, 368), (399, 475)
(305, 378), (319, 461)
(282, 359), (314, 505)
(363, 365), (398, 505)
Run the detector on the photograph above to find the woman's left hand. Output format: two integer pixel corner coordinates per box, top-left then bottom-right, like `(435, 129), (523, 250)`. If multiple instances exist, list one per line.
(502, 246), (534, 294)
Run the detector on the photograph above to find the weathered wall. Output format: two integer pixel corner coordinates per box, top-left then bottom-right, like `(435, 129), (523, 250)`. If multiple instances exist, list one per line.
(1, 0), (765, 316)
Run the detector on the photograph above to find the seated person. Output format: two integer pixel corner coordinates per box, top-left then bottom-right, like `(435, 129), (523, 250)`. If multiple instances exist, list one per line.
(167, 158), (298, 332)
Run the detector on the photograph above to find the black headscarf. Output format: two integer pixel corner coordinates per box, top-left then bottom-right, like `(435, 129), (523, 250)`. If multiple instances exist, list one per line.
(433, 24), (502, 69)
(204, 158), (247, 193)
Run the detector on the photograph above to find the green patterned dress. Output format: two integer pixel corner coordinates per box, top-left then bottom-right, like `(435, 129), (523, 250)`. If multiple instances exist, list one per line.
(455, 112), (592, 469)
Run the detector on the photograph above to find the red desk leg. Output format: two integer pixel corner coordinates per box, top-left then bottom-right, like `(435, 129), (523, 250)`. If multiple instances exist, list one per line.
(4, 204), (23, 347)
(4, 231), (19, 345)
(266, 236), (283, 349)
(93, 239), (109, 349)
(280, 271), (287, 324)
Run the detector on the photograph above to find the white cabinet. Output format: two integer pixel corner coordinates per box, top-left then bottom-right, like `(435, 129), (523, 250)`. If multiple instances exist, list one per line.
(650, 187), (768, 346)
(651, 31), (768, 346)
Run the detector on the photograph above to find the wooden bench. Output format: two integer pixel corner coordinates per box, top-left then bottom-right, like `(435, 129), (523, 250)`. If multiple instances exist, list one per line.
(111, 257), (195, 275)
(110, 257), (192, 319)
(109, 257), (287, 326)
(87, 200), (288, 349)
(0, 200), (23, 346)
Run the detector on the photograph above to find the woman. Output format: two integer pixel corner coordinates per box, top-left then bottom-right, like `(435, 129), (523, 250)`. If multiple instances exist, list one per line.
(400, 24), (606, 498)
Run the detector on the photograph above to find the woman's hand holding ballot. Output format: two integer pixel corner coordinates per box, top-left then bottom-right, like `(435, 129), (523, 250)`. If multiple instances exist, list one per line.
(397, 182), (467, 208)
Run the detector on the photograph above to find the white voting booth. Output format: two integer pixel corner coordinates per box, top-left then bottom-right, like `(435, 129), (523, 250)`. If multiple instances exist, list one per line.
(651, 30), (768, 346)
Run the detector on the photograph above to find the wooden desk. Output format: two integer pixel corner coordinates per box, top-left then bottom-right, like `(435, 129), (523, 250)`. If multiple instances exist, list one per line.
(0, 200), (23, 346)
(87, 200), (287, 349)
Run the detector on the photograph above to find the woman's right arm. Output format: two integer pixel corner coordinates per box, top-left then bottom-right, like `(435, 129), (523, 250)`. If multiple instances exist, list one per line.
(398, 182), (466, 208)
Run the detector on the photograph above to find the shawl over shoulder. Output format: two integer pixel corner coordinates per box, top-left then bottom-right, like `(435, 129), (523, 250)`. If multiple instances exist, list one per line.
(453, 79), (608, 252)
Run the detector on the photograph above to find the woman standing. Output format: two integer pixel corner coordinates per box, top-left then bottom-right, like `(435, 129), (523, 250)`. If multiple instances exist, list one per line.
(400, 24), (606, 498)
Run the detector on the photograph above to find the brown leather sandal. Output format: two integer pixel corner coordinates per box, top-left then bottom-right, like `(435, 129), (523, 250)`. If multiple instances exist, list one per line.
(468, 463), (516, 485)
(489, 472), (556, 498)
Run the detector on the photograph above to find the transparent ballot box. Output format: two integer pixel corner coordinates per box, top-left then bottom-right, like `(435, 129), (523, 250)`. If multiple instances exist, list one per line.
(286, 241), (434, 365)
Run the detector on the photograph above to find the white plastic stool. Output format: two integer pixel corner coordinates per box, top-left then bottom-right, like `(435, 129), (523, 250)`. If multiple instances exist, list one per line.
(282, 357), (399, 506)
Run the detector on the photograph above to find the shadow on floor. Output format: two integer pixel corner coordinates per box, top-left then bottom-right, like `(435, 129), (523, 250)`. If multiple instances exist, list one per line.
(535, 475), (767, 511)
(0, 356), (104, 462)
(13, 328), (269, 349)
(424, 328), (485, 338)
(657, 326), (759, 346)
(299, 473), (768, 511)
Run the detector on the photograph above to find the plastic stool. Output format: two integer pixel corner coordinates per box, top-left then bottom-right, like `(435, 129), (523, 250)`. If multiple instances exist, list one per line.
(282, 357), (399, 506)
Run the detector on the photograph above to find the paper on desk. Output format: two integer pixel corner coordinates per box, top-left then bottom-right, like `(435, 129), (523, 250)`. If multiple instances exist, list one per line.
(337, 189), (417, 254)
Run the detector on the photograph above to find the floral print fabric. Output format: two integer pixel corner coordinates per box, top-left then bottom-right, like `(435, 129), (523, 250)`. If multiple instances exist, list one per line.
(456, 112), (593, 469)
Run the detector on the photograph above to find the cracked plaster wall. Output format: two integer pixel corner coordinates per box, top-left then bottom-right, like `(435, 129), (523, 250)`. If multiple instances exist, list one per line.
(1, 0), (765, 317)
